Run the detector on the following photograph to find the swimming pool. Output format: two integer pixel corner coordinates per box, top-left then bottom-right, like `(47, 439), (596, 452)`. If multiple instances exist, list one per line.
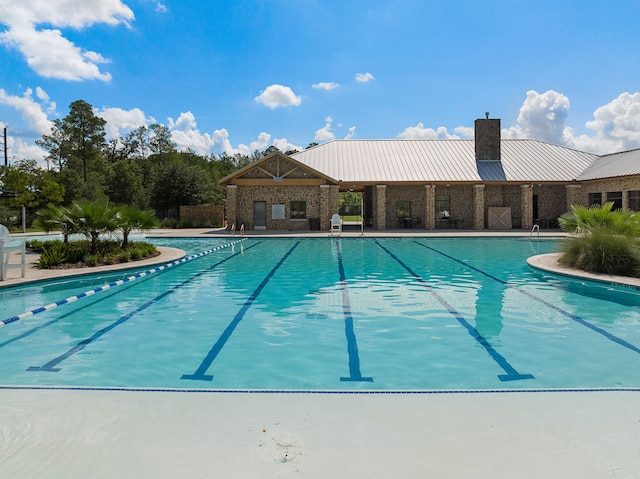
(1, 237), (639, 391)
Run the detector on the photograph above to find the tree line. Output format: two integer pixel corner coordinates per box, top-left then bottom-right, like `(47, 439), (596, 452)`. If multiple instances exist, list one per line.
(0, 99), (301, 229)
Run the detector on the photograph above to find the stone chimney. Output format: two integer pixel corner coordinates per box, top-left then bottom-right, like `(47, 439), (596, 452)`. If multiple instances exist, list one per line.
(475, 113), (501, 161)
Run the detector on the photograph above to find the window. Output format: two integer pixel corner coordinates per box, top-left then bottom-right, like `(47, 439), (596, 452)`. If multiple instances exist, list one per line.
(435, 195), (450, 219)
(588, 192), (602, 206)
(396, 201), (411, 218)
(606, 191), (622, 210)
(629, 190), (640, 212)
(290, 201), (307, 219)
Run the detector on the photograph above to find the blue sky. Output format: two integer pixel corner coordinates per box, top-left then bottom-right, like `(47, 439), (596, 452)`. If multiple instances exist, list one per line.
(1, 0), (640, 164)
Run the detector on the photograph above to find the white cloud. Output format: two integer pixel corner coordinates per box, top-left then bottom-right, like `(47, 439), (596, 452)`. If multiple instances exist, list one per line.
(165, 113), (302, 157)
(10, 138), (48, 163)
(312, 82), (339, 90)
(254, 84), (302, 109)
(167, 111), (216, 153)
(148, 0), (168, 13)
(453, 126), (474, 138)
(212, 128), (240, 155)
(0, 0), (134, 81)
(0, 87), (54, 135)
(97, 106), (155, 138)
(345, 126), (356, 139)
(355, 72), (375, 83)
(247, 132), (272, 153)
(314, 117), (335, 141)
(570, 92), (640, 154)
(272, 137), (303, 153)
(397, 122), (460, 140)
(501, 90), (640, 154)
(201, 129), (270, 157)
(501, 90), (571, 145)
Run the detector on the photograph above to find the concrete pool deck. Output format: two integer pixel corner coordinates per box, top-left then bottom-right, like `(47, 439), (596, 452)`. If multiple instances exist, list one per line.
(1, 228), (639, 478)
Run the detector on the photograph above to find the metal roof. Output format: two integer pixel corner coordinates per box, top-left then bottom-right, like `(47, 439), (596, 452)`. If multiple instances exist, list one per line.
(577, 148), (640, 180)
(291, 139), (599, 183)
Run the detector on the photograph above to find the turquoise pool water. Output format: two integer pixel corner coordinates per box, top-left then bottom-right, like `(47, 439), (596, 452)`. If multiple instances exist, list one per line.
(1, 237), (639, 390)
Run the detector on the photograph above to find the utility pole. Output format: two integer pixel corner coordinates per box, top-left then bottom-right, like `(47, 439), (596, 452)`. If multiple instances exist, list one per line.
(2, 126), (7, 167)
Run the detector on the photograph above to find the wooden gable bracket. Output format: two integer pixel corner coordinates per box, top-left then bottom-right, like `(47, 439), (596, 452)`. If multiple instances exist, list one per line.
(219, 151), (339, 187)
(255, 157), (301, 182)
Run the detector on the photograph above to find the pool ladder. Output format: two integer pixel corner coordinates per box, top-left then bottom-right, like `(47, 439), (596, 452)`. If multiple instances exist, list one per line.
(230, 223), (245, 237)
(529, 224), (540, 240)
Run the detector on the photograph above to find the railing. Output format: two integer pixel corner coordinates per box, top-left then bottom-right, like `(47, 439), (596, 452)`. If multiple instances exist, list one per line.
(529, 224), (540, 240)
(230, 223), (236, 236)
(239, 224), (245, 237)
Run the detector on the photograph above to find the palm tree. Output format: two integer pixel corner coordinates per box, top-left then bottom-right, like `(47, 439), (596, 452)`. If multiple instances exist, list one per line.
(33, 203), (78, 243)
(558, 202), (640, 276)
(69, 200), (118, 255)
(115, 206), (159, 248)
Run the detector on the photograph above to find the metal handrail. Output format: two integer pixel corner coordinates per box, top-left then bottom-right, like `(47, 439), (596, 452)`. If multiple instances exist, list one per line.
(529, 224), (540, 240)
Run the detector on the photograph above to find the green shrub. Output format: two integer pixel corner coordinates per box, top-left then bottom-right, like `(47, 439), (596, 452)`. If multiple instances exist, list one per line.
(84, 254), (100, 267)
(35, 242), (68, 268)
(31, 238), (158, 269)
(559, 229), (640, 277)
(102, 253), (117, 265)
(559, 203), (640, 278)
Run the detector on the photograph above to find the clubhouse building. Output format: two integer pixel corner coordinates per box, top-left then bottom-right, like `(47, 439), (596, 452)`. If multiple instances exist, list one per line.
(220, 116), (640, 231)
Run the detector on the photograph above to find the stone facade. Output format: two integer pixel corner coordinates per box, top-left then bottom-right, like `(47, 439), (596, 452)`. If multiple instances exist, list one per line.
(521, 185), (533, 230)
(373, 185), (386, 229)
(475, 118), (501, 161)
(384, 185), (426, 228)
(231, 185), (324, 231)
(473, 185), (485, 230)
(577, 176), (640, 209)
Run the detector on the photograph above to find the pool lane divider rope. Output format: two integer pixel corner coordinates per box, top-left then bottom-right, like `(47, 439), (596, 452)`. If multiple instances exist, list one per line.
(0, 238), (249, 328)
(413, 240), (640, 356)
(376, 241), (535, 382)
(182, 241), (301, 381)
(335, 240), (373, 383)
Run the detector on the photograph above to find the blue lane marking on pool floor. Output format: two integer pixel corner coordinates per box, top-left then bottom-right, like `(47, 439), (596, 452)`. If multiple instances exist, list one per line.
(376, 241), (534, 382)
(335, 241), (373, 383)
(27, 242), (262, 373)
(413, 241), (640, 356)
(182, 241), (301, 382)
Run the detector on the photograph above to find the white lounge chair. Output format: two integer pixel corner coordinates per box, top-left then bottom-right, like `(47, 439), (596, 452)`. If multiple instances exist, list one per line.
(330, 214), (342, 235)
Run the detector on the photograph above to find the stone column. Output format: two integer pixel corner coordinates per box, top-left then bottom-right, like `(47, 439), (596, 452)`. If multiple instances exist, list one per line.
(520, 184), (533, 230)
(375, 185), (387, 230)
(565, 184), (582, 212)
(226, 185), (237, 230)
(426, 184), (436, 230)
(623, 190), (629, 210)
(473, 184), (485, 230)
(319, 184), (331, 231)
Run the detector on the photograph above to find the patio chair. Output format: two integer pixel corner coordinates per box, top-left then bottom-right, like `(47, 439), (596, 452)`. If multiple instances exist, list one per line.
(330, 214), (342, 235)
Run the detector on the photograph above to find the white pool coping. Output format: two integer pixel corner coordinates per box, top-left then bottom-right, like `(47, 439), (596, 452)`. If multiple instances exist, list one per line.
(1, 229), (639, 478)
